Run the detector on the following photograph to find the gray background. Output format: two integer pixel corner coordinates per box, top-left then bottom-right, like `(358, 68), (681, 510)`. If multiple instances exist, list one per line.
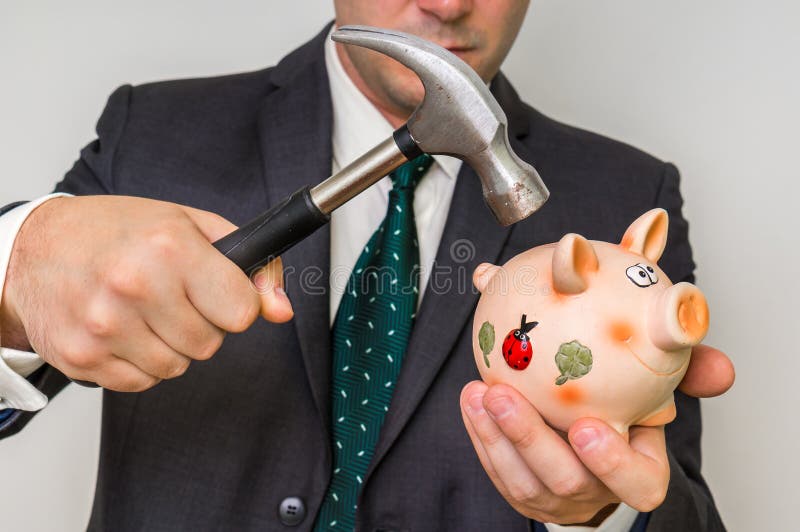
(1, 1), (796, 530)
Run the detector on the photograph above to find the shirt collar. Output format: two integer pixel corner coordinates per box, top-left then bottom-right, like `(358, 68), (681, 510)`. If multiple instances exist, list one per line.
(324, 25), (461, 180)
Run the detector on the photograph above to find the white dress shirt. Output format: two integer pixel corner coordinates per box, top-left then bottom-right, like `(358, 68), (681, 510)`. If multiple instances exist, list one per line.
(0, 27), (636, 531)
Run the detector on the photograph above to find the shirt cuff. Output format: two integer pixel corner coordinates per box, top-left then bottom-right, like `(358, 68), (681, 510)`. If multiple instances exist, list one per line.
(544, 503), (640, 532)
(0, 193), (72, 411)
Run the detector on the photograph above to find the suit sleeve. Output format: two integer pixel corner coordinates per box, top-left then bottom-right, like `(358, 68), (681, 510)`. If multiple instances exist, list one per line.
(646, 163), (726, 531)
(0, 85), (133, 440)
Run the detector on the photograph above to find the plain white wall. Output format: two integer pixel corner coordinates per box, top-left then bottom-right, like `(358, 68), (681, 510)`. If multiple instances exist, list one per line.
(1, 1), (796, 530)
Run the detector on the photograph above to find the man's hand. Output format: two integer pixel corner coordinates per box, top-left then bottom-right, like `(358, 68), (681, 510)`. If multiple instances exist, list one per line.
(460, 344), (734, 525)
(0, 195), (293, 392)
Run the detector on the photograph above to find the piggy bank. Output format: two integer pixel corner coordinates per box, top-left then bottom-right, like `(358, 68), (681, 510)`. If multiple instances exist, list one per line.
(471, 209), (709, 434)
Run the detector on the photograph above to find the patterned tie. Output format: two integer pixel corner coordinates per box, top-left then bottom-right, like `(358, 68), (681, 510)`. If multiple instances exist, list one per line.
(314, 154), (434, 531)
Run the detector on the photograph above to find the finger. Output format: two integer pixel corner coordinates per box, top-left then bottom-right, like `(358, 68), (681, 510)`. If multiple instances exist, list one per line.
(252, 257), (294, 323)
(141, 292), (226, 361)
(91, 270), (225, 363)
(178, 205), (238, 242)
(80, 291), (194, 377)
(68, 355), (161, 393)
(569, 418), (669, 512)
(460, 381), (549, 506)
(678, 344), (735, 398)
(482, 384), (608, 502)
(460, 381), (510, 495)
(178, 206), (261, 332)
(181, 237), (261, 333)
(110, 322), (194, 379)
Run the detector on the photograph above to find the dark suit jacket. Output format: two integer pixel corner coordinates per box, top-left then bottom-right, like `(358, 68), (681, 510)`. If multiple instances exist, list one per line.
(0, 25), (724, 531)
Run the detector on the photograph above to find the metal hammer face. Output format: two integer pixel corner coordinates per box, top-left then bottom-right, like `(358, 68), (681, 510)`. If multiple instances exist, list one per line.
(332, 25), (549, 226)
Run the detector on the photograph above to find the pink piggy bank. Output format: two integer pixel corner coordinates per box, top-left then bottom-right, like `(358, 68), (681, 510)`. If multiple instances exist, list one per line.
(471, 208), (709, 435)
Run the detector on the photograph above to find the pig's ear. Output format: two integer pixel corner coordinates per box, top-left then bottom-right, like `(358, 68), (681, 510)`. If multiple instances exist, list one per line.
(473, 263), (501, 294)
(620, 208), (669, 263)
(552, 234), (599, 295)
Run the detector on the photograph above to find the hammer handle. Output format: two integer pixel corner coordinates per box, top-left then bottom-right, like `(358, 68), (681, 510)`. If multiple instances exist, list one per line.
(212, 185), (330, 274)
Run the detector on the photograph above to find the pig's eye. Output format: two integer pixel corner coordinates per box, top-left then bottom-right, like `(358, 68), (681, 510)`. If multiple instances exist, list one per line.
(642, 264), (658, 284)
(626, 264), (652, 287)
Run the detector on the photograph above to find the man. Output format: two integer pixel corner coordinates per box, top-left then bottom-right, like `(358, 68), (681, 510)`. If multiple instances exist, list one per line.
(0, 1), (733, 530)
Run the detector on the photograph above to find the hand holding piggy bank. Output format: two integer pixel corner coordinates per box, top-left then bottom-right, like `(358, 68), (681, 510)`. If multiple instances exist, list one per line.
(472, 209), (709, 435)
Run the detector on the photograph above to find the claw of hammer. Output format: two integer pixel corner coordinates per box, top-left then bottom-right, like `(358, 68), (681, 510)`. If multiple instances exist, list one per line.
(332, 25), (549, 225)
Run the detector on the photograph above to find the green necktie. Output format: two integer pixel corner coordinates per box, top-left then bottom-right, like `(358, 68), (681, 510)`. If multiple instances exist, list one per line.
(314, 154), (434, 531)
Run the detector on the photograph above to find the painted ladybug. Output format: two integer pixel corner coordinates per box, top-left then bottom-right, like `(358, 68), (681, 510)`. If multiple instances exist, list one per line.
(502, 314), (539, 370)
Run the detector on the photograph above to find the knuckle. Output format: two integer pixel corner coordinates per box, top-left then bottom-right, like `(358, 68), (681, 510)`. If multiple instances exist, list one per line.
(481, 427), (508, 448)
(165, 358), (191, 379)
(60, 342), (104, 370)
(507, 479), (540, 503)
(106, 263), (147, 299)
(228, 298), (259, 333)
(508, 427), (540, 450)
(551, 475), (587, 499)
(84, 306), (117, 338)
(102, 371), (160, 393)
(123, 375), (161, 393)
(145, 225), (184, 261)
(593, 451), (623, 479)
(149, 353), (185, 380)
(195, 332), (224, 361)
(635, 484), (668, 512)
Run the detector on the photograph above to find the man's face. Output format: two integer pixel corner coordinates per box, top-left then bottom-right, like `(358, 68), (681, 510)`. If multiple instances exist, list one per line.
(333, 0), (530, 125)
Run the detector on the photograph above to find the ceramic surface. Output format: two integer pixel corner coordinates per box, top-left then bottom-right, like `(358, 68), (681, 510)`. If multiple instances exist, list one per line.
(472, 209), (709, 434)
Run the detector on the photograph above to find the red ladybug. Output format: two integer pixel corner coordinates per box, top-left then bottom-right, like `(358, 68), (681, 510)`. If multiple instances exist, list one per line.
(502, 314), (539, 370)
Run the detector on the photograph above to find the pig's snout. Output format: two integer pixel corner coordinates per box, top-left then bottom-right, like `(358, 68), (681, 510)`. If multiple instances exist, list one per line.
(649, 282), (709, 352)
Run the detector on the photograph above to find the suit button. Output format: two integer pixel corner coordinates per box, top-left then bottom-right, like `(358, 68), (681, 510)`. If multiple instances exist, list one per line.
(278, 496), (306, 526)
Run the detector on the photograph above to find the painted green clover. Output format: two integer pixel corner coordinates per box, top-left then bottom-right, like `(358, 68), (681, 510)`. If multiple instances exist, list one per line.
(478, 321), (495, 368)
(554, 340), (593, 385)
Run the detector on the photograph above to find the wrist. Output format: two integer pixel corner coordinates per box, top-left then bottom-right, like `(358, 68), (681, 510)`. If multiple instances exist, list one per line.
(0, 196), (67, 350)
(0, 295), (29, 351)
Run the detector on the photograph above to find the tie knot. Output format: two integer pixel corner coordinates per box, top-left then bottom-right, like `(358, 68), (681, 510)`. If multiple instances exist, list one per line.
(390, 154), (433, 190)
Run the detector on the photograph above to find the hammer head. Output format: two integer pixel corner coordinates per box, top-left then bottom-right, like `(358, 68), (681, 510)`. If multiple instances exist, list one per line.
(332, 25), (549, 226)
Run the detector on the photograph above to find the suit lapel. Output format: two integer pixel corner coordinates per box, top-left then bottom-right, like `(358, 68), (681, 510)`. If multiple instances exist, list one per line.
(367, 74), (537, 479)
(256, 26), (335, 431)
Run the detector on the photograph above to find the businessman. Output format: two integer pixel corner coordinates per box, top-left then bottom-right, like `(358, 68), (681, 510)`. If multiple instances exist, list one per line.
(0, 1), (733, 530)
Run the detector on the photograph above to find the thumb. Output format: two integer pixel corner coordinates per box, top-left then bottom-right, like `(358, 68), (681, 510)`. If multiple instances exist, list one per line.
(678, 344), (735, 398)
(178, 205), (238, 243)
(569, 418), (669, 512)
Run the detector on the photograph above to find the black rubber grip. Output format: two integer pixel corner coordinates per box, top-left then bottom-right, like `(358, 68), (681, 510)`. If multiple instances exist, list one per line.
(393, 124), (422, 160)
(212, 185), (330, 274)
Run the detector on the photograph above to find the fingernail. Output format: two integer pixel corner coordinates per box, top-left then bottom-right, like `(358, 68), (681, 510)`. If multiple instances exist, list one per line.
(467, 393), (485, 415)
(572, 427), (602, 451)
(486, 395), (514, 420)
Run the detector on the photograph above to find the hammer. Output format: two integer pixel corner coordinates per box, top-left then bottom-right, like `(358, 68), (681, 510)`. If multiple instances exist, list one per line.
(213, 25), (549, 274)
(70, 26), (549, 388)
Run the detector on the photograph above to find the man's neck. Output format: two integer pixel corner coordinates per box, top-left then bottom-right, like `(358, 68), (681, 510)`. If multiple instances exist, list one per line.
(334, 43), (408, 129)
